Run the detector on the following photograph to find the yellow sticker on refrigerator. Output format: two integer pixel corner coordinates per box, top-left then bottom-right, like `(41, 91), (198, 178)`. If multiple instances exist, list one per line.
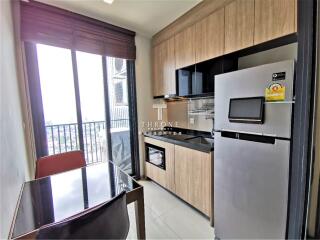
(265, 83), (286, 101)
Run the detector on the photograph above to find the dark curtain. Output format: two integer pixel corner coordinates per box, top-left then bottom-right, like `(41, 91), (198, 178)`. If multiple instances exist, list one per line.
(20, 0), (136, 59)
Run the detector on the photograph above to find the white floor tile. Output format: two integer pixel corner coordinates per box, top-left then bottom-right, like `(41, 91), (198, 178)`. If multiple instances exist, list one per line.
(139, 180), (182, 218)
(127, 180), (214, 240)
(127, 202), (180, 239)
(159, 201), (214, 239)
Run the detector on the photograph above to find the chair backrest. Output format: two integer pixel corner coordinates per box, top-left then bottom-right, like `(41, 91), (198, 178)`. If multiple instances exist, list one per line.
(36, 191), (130, 239)
(35, 151), (86, 179)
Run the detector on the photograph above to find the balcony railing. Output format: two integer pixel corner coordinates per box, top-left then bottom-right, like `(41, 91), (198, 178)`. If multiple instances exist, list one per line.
(45, 119), (129, 164)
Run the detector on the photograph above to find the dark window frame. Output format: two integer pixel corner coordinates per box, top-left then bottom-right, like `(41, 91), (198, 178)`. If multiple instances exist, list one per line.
(25, 42), (140, 178)
(288, 0), (318, 238)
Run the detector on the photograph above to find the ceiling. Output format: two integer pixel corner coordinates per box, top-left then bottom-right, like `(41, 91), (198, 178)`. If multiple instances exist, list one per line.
(35, 0), (202, 37)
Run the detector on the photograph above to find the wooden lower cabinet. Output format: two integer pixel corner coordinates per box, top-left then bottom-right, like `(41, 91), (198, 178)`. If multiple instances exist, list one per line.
(144, 137), (212, 218)
(145, 137), (175, 192)
(174, 145), (212, 217)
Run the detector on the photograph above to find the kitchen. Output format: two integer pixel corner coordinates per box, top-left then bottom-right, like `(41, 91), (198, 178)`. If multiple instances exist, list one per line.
(2, 0), (319, 239)
(143, 0), (316, 238)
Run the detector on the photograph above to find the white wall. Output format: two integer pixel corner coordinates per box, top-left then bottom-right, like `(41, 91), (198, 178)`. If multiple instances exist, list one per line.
(135, 35), (158, 176)
(238, 43), (298, 69)
(0, 0), (30, 238)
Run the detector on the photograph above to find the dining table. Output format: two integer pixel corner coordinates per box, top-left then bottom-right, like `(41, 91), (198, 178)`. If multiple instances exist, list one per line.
(9, 161), (145, 239)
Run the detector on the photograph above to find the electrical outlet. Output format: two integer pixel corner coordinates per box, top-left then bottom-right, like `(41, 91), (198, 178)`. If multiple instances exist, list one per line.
(190, 118), (195, 124)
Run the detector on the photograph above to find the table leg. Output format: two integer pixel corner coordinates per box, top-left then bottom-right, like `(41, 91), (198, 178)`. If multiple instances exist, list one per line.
(134, 187), (146, 240)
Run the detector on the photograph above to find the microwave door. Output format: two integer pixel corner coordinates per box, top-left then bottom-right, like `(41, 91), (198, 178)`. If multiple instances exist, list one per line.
(149, 151), (163, 165)
(146, 143), (166, 170)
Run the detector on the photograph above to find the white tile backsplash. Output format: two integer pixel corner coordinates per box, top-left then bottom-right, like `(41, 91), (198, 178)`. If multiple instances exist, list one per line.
(167, 98), (214, 132)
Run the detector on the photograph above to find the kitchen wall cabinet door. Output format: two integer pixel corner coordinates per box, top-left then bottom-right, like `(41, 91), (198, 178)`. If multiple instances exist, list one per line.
(254, 0), (297, 45)
(224, 0), (254, 54)
(152, 44), (164, 97)
(195, 8), (225, 63)
(152, 37), (175, 97)
(162, 37), (176, 96)
(174, 145), (212, 216)
(144, 137), (175, 192)
(175, 25), (195, 69)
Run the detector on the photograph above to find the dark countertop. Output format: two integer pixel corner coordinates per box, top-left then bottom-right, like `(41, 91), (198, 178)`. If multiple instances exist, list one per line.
(144, 128), (214, 153)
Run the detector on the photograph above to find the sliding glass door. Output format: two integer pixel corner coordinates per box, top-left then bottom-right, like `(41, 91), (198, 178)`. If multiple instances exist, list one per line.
(106, 57), (133, 174)
(27, 43), (137, 175)
(37, 44), (80, 154)
(76, 51), (108, 164)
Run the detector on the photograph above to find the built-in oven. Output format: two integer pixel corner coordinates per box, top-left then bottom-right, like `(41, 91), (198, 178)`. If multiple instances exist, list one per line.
(145, 143), (166, 170)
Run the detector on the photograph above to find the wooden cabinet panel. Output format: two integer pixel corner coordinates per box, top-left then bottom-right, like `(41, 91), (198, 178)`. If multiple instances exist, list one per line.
(195, 8), (225, 63)
(145, 162), (167, 188)
(152, 37), (175, 97)
(175, 25), (195, 69)
(174, 145), (212, 216)
(152, 44), (164, 96)
(174, 145), (190, 202)
(163, 37), (176, 95)
(189, 149), (212, 216)
(254, 0), (296, 44)
(224, 0), (254, 54)
(144, 137), (175, 192)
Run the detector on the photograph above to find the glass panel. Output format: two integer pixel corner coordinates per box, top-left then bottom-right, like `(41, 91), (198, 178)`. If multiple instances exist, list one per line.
(50, 170), (84, 221)
(12, 162), (140, 239)
(76, 51), (108, 164)
(106, 57), (132, 174)
(228, 97), (264, 123)
(36, 44), (79, 155)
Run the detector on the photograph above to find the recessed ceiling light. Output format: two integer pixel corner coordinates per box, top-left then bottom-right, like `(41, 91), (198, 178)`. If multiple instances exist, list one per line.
(103, 0), (114, 4)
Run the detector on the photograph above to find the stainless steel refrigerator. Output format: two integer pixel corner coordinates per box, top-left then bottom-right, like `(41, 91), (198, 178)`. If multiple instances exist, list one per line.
(214, 60), (295, 239)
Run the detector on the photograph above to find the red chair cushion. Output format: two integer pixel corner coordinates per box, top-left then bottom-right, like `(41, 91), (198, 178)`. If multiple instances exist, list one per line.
(35, 151), (86, 179)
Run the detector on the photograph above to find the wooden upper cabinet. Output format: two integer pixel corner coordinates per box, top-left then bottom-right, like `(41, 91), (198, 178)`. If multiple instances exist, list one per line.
(175, 25), (195, 69)
(254, 0), (297, 44)
(152, 44), (164, 97)
(224, 0), (254, 54)
(152, 37), (175, 97)
(162, 37), (176, 96)
(195, 8), (225, 63)
(152, 0), (298, 97)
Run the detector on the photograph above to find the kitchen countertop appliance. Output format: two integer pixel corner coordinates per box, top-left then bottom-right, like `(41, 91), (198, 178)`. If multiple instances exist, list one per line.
(214, 60), (294, 238)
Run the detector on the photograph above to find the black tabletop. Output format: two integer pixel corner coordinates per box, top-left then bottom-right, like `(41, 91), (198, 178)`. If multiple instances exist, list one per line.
(11, 161), (140, 239)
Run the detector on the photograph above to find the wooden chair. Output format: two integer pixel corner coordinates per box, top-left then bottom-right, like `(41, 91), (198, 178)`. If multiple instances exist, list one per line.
(35, 150), (86, 178)
(36, 191), (130, 239)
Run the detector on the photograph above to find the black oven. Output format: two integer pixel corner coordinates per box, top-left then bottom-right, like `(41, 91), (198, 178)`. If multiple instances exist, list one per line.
(145, 143), (166, 170)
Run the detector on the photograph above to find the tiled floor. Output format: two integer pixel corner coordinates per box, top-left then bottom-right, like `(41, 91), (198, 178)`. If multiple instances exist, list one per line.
(127, 180), (214, 239)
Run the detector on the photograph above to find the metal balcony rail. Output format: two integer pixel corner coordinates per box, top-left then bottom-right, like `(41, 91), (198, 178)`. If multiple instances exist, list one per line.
(45, 119), (129, 164)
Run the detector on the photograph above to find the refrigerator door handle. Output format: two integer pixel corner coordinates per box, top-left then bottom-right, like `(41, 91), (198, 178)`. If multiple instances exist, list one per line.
(220, 128), (262, 135)
(219, 129), (278, 137)
(220, 131), (276, 144)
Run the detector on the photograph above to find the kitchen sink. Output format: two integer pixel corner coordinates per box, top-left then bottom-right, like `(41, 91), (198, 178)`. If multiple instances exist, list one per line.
(165, 134), (194, 141)
(185, 136), (214, 145)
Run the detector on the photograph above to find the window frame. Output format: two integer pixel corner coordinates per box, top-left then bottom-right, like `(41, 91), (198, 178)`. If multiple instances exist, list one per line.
(24, 42), (140, 178)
